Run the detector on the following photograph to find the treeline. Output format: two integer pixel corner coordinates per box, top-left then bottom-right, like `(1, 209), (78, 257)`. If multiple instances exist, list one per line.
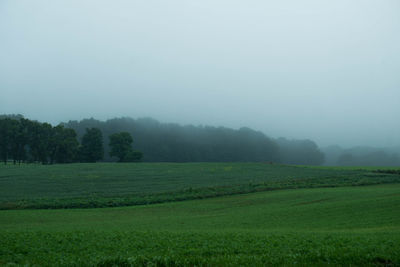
(0, 115), (141, 164)
(64, 117), (325, 164)
(0, 115), (325, 165)
(276, 138), (325, 165)
(65, 117), (279, 162)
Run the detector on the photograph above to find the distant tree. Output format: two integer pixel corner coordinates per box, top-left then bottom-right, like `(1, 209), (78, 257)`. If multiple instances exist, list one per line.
(31, 122), (53, 164)
(18, 120), (53, 164)
(0, 118), (15, 164)
(57, 127), (79, 163)
(64, 117), (282, 162)
(276, 138), (325, 165)
(48, 125), (79, 164)
(79, 128), (104, 162)
(125, 150), (143, 162)
(10, 118), (29, 164)
(0, 117), (81, 165)
(109, 132), (142, 162)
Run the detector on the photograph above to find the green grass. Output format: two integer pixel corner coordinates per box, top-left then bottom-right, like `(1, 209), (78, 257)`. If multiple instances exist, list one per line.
(1, 163), (399, 209)
(1, 184), (399, 266)
(1, 163), (399, 265)
(2, 184), (399, 232)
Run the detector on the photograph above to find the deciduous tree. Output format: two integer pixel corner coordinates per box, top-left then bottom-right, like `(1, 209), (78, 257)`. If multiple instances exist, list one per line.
(79, 128), (104, 162)
(109, 132), (142, 162)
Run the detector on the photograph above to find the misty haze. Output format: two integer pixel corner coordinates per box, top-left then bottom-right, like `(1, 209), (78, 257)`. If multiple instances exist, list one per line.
(1, 1), (399, 266)
(1, 0), (399, 149)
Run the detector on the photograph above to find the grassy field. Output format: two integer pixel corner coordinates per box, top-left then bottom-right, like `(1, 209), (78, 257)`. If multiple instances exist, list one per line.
(1, 184), (399, 266)
(1, 163), (399, 209)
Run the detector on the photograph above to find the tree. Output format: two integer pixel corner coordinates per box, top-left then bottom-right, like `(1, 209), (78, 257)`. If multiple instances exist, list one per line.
(0, 119), (14, 164)
(17, 120), (54, 164)
(125, 150), (143, 162)
(10, 118), (29, 164)
(79, 128), (104, 162)
(28, 122), (53, 164)
(276, 138), (325, 165)
(48, 125), (79, 164)
(109, 132), (142, 162)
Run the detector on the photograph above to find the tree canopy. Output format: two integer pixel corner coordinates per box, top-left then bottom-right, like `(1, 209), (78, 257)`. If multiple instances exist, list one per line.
(1, 115), (330, 165)
(109, 132), (142, 162)
(64, 117), (324, 164)
(79, 128), (104, 162)
(0, 117), (79, 164)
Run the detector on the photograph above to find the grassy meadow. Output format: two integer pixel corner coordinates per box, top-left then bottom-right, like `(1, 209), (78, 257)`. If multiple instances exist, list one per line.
(0, 163), (399, 266)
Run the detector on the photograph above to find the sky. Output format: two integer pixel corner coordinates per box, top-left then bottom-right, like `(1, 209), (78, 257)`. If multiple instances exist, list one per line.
(1, 0), (399, 148)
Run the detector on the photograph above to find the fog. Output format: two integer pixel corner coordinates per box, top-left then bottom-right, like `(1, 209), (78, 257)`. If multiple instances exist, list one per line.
(1, 0), (399, 148)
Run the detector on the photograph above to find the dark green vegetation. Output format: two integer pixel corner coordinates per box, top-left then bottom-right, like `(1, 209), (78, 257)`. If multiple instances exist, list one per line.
(109, 132), (143, 162)
(0, 117), (80, 164)
(65, 117), (325, 164)
(1, 184), (400, 266)
(79, 128), (104, 163)
(0, 115), (325, 165)
(0, 116), (141, 164)
(1, 159), (399, 266)
(3, 114), (400, 166)
(1, 163), (399, 209)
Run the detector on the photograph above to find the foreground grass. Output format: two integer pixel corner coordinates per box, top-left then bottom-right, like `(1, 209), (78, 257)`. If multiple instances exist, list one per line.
(1, 184), (399, 266)
(1, 163), (399, 209)
(2, 231), (398, 266)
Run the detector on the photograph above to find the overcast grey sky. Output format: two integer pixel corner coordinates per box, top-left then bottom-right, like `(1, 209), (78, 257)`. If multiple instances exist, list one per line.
(1, 0), (399, 148)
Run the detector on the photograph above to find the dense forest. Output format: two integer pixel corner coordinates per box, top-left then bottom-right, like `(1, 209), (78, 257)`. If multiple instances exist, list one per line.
(276, 138), (325, 165)
(0, 114), (325, 165)
(65, 117), (278, 162)
(0, 115), (140, 164)
(0, 115), (78, 164)
(64, 117), (325, 164)
(3, 114), (399, 166)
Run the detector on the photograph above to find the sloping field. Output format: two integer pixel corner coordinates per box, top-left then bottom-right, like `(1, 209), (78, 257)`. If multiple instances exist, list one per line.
(1, 184), (399, 266)
(1, 163), (399, 209)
